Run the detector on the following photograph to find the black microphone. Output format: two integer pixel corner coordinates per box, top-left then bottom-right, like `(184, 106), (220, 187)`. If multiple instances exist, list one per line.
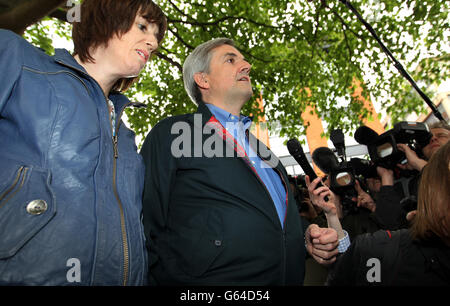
(287, 138), (328, 201)
(354, 125), (379, 145)
(312, 147), (340, 175)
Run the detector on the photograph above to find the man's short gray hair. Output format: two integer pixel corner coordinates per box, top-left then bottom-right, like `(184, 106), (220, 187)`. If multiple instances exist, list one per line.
(183, 38), (235, 105)
(428, 121), (450, 131)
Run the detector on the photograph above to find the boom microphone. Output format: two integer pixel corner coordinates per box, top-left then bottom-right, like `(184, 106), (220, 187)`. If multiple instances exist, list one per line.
(354, 126), (379, 145)
(312, 147), (340, 175)
(287, 138), (328, 200)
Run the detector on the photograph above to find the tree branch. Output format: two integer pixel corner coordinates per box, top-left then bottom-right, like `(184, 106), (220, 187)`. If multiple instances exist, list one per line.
(167, 0), (192, 21)
(154, 48), (183, 73)
(168, 27), (195, 50)
(0, 0), (66, 34)
(168, 15), (278, 29)
(48, 7), (69, 23)
(331, 9), (366, 41)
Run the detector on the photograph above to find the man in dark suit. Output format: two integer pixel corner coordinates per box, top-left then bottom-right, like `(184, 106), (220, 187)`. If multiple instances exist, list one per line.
(140, 38), (346, 285)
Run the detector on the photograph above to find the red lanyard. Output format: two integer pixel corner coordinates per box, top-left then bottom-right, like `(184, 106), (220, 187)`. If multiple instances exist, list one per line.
(206, 116), (261, 180)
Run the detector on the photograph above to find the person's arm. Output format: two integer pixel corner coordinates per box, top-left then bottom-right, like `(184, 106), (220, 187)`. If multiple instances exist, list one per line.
(354, 180), (376, 213)
(370, 166), (405, 230)
(304, 223), (339, 266)
(140, 119), (177, 246)
(306, 176), (345, 239)
(396, 143), (427, 172)
(305, 176), (350, 254)
(0, 30), (23, 113)
(326, 236), (360, 286)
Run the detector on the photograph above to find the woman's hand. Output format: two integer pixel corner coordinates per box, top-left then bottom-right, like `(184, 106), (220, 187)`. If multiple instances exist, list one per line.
(305, 176), (337, 216)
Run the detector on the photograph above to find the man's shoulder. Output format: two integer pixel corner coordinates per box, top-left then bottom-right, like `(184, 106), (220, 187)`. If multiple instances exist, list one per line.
(151, 113), (197, 131)
(142, 112), (199, 148)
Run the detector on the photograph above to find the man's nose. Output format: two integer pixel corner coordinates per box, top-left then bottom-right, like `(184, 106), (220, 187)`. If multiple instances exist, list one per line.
(240, 61), (252, 74)
(426, 134), (438, 147)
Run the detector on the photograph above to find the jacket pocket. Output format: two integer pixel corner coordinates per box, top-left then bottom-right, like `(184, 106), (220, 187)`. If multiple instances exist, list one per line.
(0, 165), (56, 259)
(173, 209), (225, 278)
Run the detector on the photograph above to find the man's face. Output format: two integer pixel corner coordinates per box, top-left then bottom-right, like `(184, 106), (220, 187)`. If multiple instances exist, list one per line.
(422, 127), (450, 160)
(203, 44), (253, 105)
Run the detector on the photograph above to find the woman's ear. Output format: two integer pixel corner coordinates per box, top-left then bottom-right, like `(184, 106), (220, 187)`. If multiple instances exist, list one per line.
(194, 72), (209, 89)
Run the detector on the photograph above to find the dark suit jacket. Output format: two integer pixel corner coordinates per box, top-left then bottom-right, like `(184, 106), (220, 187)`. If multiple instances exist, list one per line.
(140, 103), (306, 285)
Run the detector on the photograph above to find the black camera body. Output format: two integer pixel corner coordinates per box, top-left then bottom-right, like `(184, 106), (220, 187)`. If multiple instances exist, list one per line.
(327, 161), (360, 214)
(365, 122), (432, 169)
(312, 130), (363, 214)
(328, 162), (355, 195)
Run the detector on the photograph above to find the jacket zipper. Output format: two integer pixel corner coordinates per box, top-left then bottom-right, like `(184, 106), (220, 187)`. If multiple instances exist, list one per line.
(44, 60), (131, 285)
(256, 157), (288, 284)
(110, 102), (132, 286)
(272, 166), (288, 285)
(247, 132), (289, 284)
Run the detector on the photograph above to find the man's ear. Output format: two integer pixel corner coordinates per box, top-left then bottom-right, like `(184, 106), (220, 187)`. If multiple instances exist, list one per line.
(194, 72), (209, 89)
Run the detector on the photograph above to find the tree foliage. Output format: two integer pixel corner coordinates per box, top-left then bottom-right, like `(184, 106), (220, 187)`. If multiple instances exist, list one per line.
(22, 0), (450, 144)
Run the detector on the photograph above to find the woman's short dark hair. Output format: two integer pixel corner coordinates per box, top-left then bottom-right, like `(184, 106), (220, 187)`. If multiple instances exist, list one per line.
(72, 0), (167, 92)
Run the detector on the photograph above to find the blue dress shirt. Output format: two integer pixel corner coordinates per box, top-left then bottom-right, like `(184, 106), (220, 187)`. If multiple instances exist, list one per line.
(206, 104), (287, 228)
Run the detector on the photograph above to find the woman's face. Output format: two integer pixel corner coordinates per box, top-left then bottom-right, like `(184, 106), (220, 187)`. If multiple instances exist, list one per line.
(103, 14), (159, 78)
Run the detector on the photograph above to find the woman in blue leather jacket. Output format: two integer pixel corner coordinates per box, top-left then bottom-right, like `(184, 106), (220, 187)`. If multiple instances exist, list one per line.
(0, 0), (166, 285)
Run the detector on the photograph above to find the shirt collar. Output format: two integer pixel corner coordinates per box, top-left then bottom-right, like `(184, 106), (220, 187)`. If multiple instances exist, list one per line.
(205, 103), (252, 131)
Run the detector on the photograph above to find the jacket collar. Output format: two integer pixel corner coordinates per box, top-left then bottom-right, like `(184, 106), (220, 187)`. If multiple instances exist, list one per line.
(196, 102), (215, 127)
(196, 102), (281, 169)
(52, 49), (145, 111)
(195, 102), (252, 126)
(53, 49), (89, 76)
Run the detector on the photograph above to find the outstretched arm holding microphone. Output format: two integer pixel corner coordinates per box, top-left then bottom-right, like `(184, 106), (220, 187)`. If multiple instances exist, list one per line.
(305, 176), (351, 253)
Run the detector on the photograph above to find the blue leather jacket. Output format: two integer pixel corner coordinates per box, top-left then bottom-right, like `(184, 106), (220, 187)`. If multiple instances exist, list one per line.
(0, 30), (147, 285)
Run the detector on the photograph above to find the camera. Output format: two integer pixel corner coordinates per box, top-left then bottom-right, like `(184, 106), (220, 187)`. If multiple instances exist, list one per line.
(312, 129), (362, 214)
(355, 121), (432, 169)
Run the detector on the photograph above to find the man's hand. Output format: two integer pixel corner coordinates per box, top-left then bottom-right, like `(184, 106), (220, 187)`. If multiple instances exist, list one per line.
(305, 224), (339, 266)
(397, 143), (427, 172)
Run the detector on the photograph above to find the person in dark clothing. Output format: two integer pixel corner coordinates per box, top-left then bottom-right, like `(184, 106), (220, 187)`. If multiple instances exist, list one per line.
(369, 121), (450, 231)
(326, 141), (450, 286)
(140, 38), (344, 285)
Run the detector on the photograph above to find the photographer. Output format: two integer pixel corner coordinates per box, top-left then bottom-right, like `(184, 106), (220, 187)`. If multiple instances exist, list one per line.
(310, 146), (387, 241)
(365, 166), (405, 230)
(332, 182), (385, 241)
(398, 121), (450, 171)
(373, 121), (450, 230)
(326, 141), (450, 286)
